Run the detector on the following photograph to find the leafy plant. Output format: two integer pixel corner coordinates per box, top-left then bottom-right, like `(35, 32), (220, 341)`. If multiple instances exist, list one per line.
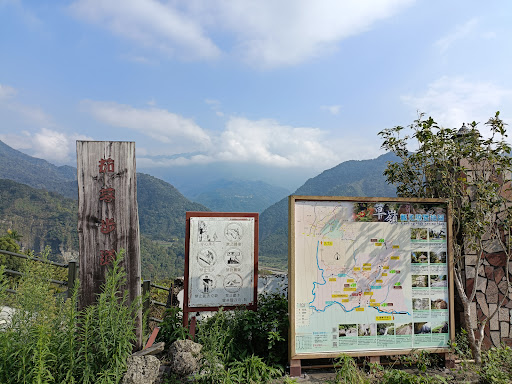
(227, 355), (283, 384)
(157, 306), (191, 345)
(330, 354), (369, 384)
(379, 111), (512, 364)
(0, 248), (141, 383)
(380, 369), (449, 384)
(479, 345), (512, 384)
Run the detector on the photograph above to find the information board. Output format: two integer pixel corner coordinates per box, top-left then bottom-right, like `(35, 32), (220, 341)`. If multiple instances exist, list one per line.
(184, 212), (258, 315)
(289, 196), (454, 359)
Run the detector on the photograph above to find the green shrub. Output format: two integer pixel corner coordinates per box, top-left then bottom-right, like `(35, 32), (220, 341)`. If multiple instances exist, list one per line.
(479, 345), (512, 384)
(330, 354), (369, 384)
(380, 369), (449, 384)
(227, 355), (283, 384)
(157, 306), (191, 346)
(0, 249), (141, 384)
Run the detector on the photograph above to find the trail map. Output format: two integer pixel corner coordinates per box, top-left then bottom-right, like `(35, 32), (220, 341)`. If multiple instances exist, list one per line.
(292, 199), (450, 355)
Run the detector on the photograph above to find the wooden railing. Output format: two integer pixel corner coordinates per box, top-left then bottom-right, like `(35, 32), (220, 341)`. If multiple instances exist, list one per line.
(0, 249), (172, 323)
(0, 249), (78, 298)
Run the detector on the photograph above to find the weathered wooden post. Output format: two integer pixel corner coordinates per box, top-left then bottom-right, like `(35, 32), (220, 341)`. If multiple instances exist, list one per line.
(142, 279), (151, 330)
(77, 141), (142, 349)
(67, 260), (77, 299)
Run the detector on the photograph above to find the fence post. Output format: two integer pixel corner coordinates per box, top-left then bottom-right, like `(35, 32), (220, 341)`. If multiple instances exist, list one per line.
(142, 280), (151, 329)
(67, 261), (77, 299)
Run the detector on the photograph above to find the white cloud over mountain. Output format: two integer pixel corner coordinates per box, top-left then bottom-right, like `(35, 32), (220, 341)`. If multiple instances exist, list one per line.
(82, 100), (212, 151)
(82, 101), (345, 169)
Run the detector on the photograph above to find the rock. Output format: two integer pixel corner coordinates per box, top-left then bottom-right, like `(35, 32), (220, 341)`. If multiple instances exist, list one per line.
(122, 355), (161, 384)
(168, 339), (202, 377)
(476, 292), (489, 316)
(486, 252), (507, 267)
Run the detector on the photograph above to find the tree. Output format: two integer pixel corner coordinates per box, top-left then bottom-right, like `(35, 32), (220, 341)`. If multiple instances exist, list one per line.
(379, 112), (512, 364)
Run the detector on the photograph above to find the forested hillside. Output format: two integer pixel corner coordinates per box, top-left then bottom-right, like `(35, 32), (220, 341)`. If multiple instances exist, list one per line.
(0, 140), (77, 199)
(0, 175), (210, 280)
(189, 179), (290, 213)
(259, 152), (398, 267)
(0, 179), (78, 257)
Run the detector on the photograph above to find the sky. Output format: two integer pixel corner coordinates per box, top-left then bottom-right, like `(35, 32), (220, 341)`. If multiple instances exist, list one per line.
(1, 0), (511, 191)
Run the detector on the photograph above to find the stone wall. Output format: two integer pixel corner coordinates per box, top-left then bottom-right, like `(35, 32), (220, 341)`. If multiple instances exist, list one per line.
(464, 248), (512, 349)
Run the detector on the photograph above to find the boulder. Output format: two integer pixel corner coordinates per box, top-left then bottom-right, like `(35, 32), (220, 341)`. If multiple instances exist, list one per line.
(122, 355), (161, 384)
(168, 339), (202, 377)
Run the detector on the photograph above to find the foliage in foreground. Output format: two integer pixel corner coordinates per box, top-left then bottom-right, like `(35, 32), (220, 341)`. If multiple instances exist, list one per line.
(158, 291), (288, 383)
(479, 344), (512, 384)
(379, 111), (512, 364)
(0, 250), (140, 384)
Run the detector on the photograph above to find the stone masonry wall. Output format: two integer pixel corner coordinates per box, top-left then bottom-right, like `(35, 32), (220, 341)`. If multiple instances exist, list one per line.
(464, 248), (512, 349)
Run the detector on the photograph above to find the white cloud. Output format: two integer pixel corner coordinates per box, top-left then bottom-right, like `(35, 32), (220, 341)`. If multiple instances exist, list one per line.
(0, 84), (17, 99)
(215, 117), (340, 167)
(321, 105), (341, 115)
(70, 0), (414, 68)
(205, 98), (224, 116)
(401, 76), (512, 128)
(0, 128), (92, 163)
(0, 83), (54, 127)
(82, 100), (212, 151)
(434, 18), (478, 53)
(70, 0), (220, 60)
(209, 0), (414, 68)
(136, 116), (347, 169)
(0, 83), (92, 163)
(32, 129), (91, 163)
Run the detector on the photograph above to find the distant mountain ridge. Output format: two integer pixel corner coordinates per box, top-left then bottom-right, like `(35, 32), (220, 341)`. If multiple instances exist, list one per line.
(0, 141), (210, 279)
(0, 140), (399, 272)
(0, 140), (78, 199)
(189, 179), (290, 213)
(259, 152), (398, 267)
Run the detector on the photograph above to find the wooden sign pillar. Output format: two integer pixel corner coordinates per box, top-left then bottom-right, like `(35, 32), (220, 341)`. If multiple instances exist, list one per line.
(77, 141), (142, 348)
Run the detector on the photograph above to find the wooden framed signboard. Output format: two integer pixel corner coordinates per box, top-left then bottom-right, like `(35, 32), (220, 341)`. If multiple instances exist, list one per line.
(183, 212), (259, 323)
(289, 196), (454, 371)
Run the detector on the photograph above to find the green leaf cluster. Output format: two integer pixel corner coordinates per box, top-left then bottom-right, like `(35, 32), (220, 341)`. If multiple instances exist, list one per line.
(0, 250), (140, 384)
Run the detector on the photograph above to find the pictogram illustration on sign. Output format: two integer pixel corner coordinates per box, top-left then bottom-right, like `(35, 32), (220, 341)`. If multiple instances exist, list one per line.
(184, 212), (258, 315)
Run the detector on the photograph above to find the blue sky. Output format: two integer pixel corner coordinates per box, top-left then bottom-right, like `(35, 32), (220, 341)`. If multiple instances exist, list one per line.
(1, 0), (511, 190)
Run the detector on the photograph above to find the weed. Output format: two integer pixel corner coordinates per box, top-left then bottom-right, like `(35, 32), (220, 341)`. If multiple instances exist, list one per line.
(450, 328), (472, 361)
(0, 248), (141, 384)
(380, 369), (449, 384)
(157, 306), (190, 345)
(479, 344), (512, 384)
(227, 355), (283, 384)
(330, 354), (369, 384)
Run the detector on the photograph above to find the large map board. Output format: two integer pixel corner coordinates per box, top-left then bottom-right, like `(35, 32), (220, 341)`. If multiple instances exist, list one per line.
(289, 196), (454, 359)
(184, 212), (258, 318)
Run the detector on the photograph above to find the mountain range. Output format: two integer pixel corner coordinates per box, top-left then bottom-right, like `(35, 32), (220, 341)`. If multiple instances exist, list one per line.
(187, 179), (290, 213)
(0, 140), (399, 276)
(258, 152), (398, 268)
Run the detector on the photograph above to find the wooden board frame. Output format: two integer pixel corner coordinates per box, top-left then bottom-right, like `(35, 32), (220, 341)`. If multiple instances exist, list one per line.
(184, 212), (259, 324)
(288, 195), (455, 361)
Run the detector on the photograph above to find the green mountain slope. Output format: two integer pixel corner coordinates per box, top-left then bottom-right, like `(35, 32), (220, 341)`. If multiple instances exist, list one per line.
(0, 178), (78, 257)
(0, 140), (77, 199)
(0, 173), (210, 280)
(137, 173), (209, 240)
(259, 152), (398, 267)
(190, 179), (290, 213)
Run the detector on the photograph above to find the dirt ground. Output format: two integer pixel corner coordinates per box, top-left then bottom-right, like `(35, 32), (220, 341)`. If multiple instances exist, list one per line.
(288, 363), (480, 383)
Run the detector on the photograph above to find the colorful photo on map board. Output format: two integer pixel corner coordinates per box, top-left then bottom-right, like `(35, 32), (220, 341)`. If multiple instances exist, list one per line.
(291, 197), (452, 357)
